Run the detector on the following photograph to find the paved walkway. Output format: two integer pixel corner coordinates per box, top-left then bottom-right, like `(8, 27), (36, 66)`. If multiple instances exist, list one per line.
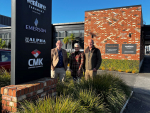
(97, 70), (150, 113)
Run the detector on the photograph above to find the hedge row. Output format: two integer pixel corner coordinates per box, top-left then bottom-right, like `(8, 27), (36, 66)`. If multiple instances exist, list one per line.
(99, 59), (139, 73)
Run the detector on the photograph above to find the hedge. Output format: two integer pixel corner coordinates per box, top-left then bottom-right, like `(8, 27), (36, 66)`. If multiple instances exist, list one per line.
(99, 59), (139, 73)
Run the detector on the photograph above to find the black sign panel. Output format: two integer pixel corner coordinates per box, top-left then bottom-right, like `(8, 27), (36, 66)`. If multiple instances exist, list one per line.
(105, 44), (119, 54)
(11, 0), (52, 84)
(122, 44), (136, 54)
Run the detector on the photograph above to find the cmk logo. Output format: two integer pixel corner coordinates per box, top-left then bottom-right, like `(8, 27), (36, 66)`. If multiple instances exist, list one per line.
(28, 49), (43, 69)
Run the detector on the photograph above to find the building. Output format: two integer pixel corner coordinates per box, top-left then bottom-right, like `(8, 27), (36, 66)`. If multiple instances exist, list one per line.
(84, 5), (146, 71)
(0, 15), (11, 48)
(0, 15), (11, 27)
(52, 22), (84, 51)
(0, 5), (150, 72)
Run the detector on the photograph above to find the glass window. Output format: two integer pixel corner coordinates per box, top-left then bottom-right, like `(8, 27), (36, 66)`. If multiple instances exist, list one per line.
(55, 32), (58, 37)
(1, 51), (11, 62)
(58, 31), (65, 37)
(1, 33), (4, 39)
(9, 33), (11, 38)
(80, 30), (84, 37)
(72, 30), (79, 37)
(0, 34), (2, 38)
(66, 31), (72, 36)
(67, 42), (72, 49)
(4, 33), (9, 39)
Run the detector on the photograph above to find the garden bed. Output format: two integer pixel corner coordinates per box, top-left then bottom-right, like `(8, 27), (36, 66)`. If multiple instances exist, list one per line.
(18, 71), (131, 113)
(0, 70), (131, 113)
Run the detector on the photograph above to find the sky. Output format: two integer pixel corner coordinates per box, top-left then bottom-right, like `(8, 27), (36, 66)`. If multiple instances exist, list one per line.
(0, 0), (150, 24)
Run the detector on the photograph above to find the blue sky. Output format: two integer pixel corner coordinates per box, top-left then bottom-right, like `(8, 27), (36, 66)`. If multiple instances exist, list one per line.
(0, 0), (150, 24)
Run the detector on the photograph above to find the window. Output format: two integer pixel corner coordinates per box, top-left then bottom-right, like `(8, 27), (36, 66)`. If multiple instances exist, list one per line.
(0, 51), (11, 62)
(9, 33), (11, 38)
(4, 33), (8, 39)
(80, 30), (84, 37)
(58, 31), (65, 37)
(1, 33), (4, 39)
(55, 32), (58, 37)
(0, 34), (2, 38)
(66, 31), (72, 36)
(72, 30), (79, 37)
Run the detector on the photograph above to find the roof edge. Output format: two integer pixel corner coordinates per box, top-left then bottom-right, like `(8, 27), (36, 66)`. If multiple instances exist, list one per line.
(53, 22), (84, 26)
(0, 27), (11, 29)
(85, 5), (141, 12)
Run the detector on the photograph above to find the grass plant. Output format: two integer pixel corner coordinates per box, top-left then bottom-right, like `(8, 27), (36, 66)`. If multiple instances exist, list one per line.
(0, 68), (131, 113)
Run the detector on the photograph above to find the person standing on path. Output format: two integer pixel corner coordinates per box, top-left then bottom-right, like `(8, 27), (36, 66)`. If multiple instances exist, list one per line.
(51, 40), (68, 82)
(84, 39), (102, 80)
(70, 43), (84, 83)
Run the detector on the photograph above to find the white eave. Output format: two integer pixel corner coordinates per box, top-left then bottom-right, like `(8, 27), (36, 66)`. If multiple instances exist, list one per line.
(53, 22), (84, 26)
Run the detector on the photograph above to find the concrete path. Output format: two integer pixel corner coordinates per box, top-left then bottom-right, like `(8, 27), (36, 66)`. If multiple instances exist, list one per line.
(97, 70), (150, 113)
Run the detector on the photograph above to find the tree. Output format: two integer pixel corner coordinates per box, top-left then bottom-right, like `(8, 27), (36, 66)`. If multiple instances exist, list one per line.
(69, 33), (75, 53)
(63, 37), (69, 49)
(0, 38), (6, 49)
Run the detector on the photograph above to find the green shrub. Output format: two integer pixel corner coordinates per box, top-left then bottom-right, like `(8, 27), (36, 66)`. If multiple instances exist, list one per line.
(0, 68), (11, 112)
(78, 89), (106, 113)
(100, 59), (139, 72)
(19, 96), (85, 113)
(56, 72), (131, 113)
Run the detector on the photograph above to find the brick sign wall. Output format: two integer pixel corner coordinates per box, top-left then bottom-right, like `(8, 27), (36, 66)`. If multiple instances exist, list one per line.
(84, 5), (142, 61)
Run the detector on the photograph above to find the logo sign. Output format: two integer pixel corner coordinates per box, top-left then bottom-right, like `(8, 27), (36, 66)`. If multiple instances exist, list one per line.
(25, 37), (46, 44)
(27, 0), (46, 15)
(122, 44), (137, 54)
(105, 44), (119, 54)
(11, 0), (52, 84)
(26, 18), (46, 33)
(28, 50), (43, 69)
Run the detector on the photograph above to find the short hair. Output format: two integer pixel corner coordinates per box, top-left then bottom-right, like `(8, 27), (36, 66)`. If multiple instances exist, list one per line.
(74, 43), (80, 47)
(88, 39), (94, 44)
(56, 40), (62, 44)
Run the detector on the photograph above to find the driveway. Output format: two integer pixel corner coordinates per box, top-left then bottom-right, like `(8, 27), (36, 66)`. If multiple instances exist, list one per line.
(97, 70), (150, 113)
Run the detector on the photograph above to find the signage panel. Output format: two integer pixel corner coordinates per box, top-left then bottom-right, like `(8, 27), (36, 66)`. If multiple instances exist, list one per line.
(11, 0), (52, 84)
(105, 44), (119, 54)
(122, 44), (136, 54)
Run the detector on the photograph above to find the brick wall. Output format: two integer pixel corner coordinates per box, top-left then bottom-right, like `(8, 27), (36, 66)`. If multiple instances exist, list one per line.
(1, 77), (57, 113)
(84, 5), (142, 61)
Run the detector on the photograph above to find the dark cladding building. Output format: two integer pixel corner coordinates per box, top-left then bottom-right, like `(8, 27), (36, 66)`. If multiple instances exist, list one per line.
(0, 15), (11, 27)
(0, 15), (84, 50)
(52, 22), (84, 51)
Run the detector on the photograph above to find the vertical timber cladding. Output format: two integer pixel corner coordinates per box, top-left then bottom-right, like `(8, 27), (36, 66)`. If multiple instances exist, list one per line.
(11, 0), (52, 84)
(84, 5), (142, 60)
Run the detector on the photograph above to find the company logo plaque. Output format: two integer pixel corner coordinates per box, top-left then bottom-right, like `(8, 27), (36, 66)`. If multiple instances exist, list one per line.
(105, 44), (119, 54)
(122, 44), (136, 54)
(11, 0), (52, 84)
